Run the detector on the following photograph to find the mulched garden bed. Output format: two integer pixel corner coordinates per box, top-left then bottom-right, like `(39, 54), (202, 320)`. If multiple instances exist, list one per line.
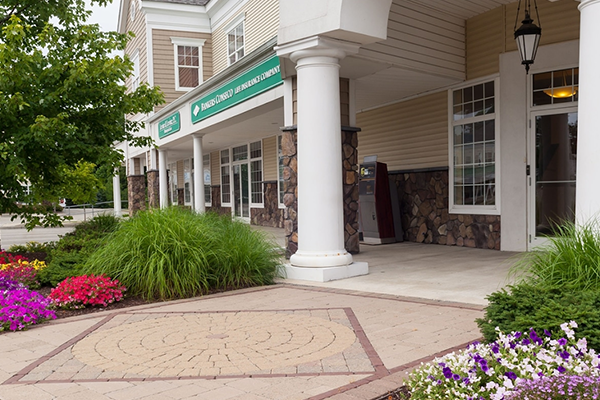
(371, 386), (411, 400)
(36, 286), (155, 319)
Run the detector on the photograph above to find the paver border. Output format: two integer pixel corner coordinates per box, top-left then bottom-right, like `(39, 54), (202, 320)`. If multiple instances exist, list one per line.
(3, 307), (383, 385)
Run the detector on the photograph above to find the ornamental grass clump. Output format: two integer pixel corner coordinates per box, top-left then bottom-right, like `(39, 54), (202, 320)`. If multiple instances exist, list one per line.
(504, 374), (600, 399)
(510, 220), (600, 291)
(407, 321), (600, 400)
(48, 274), (125, 309)
(83, 207), (282, 300)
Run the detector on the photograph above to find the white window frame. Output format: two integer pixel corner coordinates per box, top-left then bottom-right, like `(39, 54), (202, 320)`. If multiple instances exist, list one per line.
(448, 76), (501, 215)
(171, 37), (206, 91)
(184, 158), (192, 205)
(220, 149), (231, 206)
(225, 13), (245, 66)
(203, 153), (211, 206)
(168, 162), (177, 205)
(249, 140), (263, 208)
(131, 49), (140, 91)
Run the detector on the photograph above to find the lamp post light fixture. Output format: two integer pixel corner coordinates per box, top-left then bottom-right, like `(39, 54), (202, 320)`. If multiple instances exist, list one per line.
(514, 0), (542, 74)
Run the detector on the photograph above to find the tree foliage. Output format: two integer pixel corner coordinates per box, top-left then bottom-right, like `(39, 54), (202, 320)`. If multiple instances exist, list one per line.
(0, 0), (163, 228)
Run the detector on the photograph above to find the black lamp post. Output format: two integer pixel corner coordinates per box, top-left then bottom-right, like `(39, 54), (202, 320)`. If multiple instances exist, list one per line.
(514, 0), (542, 74)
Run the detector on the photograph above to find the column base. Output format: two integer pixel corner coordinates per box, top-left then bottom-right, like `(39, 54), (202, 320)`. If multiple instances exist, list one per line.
(290, 251), (353, 267)
(281, 262), (368, 282)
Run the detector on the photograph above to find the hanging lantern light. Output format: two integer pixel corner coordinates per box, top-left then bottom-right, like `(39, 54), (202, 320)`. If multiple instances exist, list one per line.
(514, 0), (542, 74)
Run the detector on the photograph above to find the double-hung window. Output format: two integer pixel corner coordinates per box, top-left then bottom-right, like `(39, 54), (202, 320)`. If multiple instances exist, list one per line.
(449, 79), (499, 214)
(227, 15), (245, 65)
(131, 50), (140, 91)
(171, 38), (205, 91)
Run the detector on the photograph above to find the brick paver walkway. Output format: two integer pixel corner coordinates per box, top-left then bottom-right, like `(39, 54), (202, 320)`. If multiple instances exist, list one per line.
(0, 285), (484, 400)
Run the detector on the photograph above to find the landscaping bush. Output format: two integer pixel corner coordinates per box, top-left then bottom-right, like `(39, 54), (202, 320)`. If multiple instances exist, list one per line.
(510, 220), (600, 291)
(48, 274), (125, 309)
(407, 322), (600, 400)
(83, 207), (282, 300)
(39, 214), (120, 286)
(477, 284), (600, 351)
(8, 241), (56, 255)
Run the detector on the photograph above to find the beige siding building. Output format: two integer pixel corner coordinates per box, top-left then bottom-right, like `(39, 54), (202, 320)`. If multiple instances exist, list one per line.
(116, 0), (598, 279)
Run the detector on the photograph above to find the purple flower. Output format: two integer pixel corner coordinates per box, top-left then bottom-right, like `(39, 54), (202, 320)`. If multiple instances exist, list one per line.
(491, 344), (500, 354)
(442, 367), (452, 379)
(522, 338), (531, 346)
(557, 365), (566, 373)
(505, 371), (517, 380)
(452, 374), (461, 381)
(559, 350), (570, 360)
(544, 329), (552, 337)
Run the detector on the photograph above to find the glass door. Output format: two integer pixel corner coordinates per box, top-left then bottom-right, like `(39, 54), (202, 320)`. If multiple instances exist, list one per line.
(232, 163), (249, 218)
(529, 110), (577, 247)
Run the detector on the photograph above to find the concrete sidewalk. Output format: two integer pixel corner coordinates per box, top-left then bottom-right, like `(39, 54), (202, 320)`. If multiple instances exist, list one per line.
(0, 284), (483, 400)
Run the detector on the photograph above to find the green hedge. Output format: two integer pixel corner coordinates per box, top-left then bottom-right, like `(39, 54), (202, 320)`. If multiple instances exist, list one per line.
(477, 283), (600, 351)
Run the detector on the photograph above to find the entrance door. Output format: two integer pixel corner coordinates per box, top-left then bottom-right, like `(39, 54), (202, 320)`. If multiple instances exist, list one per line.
(232, 163), (249, 219)
(529, 110), (577, 248)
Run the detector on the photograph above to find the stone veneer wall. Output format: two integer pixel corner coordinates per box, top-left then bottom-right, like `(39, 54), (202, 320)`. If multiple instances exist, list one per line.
(390, 169), (501, 250)
(146, 170), (159, 208)
(342, 130), (360, 253)
(250, 181), (284, 228)
(281, 128), (360, 258)
(281, 130), (298, 258)
(127, 175), (146, 216)
(206, 186), (231, 215)
(177, 188), (184, 206)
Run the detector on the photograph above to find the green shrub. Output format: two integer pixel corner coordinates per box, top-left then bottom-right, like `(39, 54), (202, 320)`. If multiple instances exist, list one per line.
(477, 283), (600, 351)
(510, 220), (600, 291)
(8, 241), (56, 254)
(83, 207), (282, 300)
(39, 214), (120, 287)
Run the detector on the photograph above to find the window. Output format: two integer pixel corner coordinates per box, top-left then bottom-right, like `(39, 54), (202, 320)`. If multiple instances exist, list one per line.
(277, 135), (284, 205)
(168, 162), (177, 204)
(227, 19), (245, 65)
(171, 38), (205, 91)
(184, 159), (192, 204)
(532, 68), (578, 107)
(449, 80), (498, 213)
(250, 141), (263, 204)
(131, 50), (140, 91)
(221, 149), (231, 204)
(203, 154), (211, 205)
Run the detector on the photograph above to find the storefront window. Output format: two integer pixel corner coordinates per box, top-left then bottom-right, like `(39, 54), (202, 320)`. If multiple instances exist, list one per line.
(450, 80), (498, 211)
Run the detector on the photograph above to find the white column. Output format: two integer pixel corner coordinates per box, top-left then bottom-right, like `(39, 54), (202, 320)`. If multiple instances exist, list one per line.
(112, 171), (122, 217)
(289, 48), (353, 268)
(193, 135), (205, 213)
(158, 149), (168, 209)
(576, 0), (600, 224)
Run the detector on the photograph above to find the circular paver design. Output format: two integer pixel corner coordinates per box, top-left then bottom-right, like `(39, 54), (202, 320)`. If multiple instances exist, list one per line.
(72, 312), (357, 377)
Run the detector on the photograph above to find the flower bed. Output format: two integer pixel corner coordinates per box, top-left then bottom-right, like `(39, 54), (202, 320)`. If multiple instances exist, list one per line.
(0, 277), (56, 332)
(408, 322), (600, 400)
(48, 274), (125, 309)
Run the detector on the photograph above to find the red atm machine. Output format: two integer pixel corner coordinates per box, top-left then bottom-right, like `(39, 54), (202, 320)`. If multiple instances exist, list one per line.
(358, 158), (397, 244)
